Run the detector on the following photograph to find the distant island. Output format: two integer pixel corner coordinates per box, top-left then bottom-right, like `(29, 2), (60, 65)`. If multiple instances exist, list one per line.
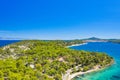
(108, 39), (120, 44)
(0, 40), (113, 80)
(81, 37), (108, 42)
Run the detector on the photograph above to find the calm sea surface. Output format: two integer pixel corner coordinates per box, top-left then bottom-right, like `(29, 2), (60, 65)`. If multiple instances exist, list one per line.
(70, 42), (120, 80)
(0, 40), (20, 47)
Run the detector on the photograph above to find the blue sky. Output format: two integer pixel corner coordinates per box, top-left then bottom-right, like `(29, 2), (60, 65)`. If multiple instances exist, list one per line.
(0, 0), (120, 40)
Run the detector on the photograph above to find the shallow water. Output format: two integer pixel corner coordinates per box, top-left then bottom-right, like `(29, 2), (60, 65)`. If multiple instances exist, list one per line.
(70, 42), (120, 80)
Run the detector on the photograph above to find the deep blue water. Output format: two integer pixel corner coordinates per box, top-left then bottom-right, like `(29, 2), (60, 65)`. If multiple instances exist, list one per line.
(0, 40), (20, 47)
(70, 42), (120, 80)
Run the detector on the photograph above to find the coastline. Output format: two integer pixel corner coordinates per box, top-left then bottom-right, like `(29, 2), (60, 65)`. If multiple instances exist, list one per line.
(63, 43), (114, 80)
(67, 43), (88, 48)
(69, 60), (114, 80)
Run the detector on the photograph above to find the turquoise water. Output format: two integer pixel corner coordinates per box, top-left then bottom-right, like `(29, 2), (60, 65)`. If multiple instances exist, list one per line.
(70, 42), (120, 80)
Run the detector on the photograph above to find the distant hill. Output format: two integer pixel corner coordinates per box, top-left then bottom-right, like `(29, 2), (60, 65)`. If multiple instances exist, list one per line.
(86, 37), (102, 40)
(82, 37), (102, 40)
(82, 37), (107, 42)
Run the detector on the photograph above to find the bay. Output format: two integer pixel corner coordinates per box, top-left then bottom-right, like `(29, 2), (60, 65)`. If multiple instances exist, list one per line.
(70, 42), (120, 80)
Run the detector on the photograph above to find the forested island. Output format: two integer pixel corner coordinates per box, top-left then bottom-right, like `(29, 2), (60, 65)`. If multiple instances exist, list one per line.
(0, 40), (113, 80)
(108, 39), (120, 44)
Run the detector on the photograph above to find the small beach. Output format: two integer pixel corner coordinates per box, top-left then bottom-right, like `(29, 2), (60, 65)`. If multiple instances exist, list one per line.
(63, 42), (114, 80)
(69, 60), (114, 80)
(67, 43), (88, 48)
(62, 59), (113, 80)
(70, 42), (120, 80)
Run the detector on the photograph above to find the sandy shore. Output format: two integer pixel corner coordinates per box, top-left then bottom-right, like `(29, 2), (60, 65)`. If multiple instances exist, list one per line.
(63, 43), (114, 80)
(69, 67), (100, 80)
(62, 66), (100, 80)
(62, 60), (114, 80)
(67, 43), (87, 48)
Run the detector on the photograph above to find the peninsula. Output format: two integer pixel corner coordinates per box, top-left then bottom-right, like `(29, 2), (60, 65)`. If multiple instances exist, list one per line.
(0, 40), (113, 80)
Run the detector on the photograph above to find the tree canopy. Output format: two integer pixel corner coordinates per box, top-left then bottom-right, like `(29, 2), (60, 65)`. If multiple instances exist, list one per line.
(0, 40), (113, 80)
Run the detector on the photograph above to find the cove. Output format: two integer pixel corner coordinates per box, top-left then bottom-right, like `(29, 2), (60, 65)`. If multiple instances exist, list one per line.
(70, 42), (120, 80)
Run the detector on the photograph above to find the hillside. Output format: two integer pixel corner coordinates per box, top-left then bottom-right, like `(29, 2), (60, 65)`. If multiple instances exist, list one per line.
(82, 37), (108, 42)
(85, 37), (101, 40)
(0, 40), (113, 80)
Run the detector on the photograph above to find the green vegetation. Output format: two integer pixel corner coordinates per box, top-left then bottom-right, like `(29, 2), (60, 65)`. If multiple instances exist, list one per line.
(109, 39), (120, 44)
(0, 40), (113, 80)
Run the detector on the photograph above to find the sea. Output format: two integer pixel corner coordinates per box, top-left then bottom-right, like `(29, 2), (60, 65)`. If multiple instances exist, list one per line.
(70, 42), (120, 80)
(0, 40), (20, 47)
